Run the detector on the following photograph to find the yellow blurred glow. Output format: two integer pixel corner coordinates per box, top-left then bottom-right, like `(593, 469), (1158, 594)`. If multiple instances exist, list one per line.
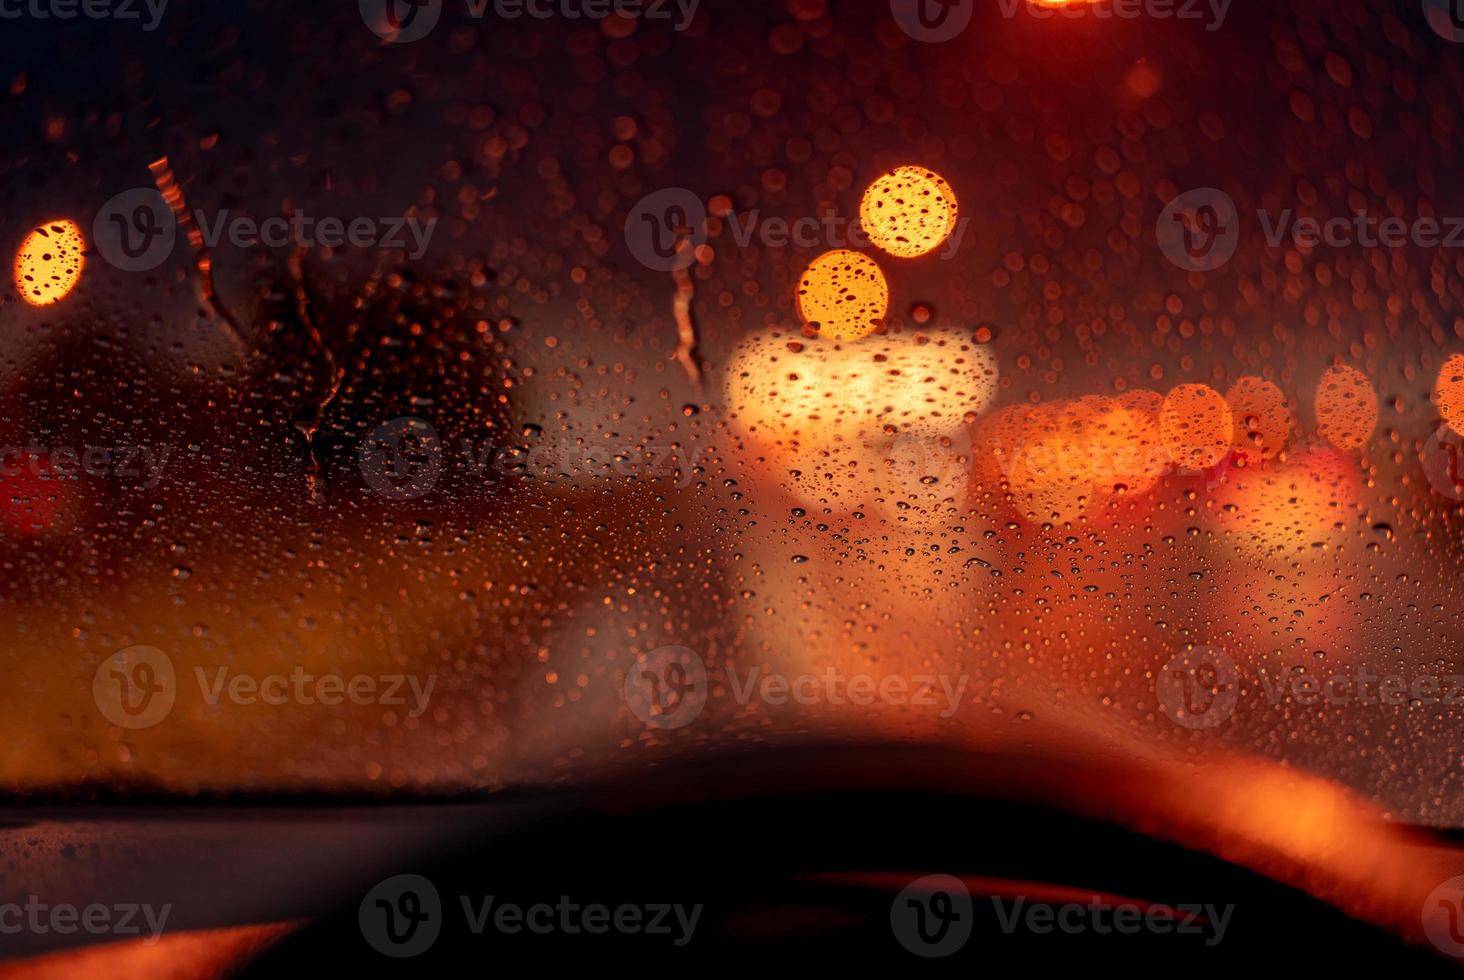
(1314, 365), (1377, 451)
(1159, 383), (1232, 471)
(723, 329), (998, 511)
(14, 219), (85, 306)
(795, 249), (889, 341)
(1433, 353), (1464, 435)
(858, 166), (959, 259)
(1225, 376), (1294, 462)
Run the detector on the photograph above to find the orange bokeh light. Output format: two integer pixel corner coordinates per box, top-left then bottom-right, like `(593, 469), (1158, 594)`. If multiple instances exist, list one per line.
(14, 219), (85, 306)
(858, 166), (959, 259)
(1314, 366), (1377, 451)
(1114, 389), (1171, 492)
(723, 328), (998, 520)
(1433, 353), (1464, 435)
(795, 249), (889, 342)
(1212, 446), (1360, 551)
(1159, 383), (1232, 471)
(978, 393), (1167, 520)
(1225, 376), (1294, 462)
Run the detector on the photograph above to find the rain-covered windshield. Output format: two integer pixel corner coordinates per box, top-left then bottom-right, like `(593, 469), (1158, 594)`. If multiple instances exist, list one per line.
(4, 0), (1464, 827)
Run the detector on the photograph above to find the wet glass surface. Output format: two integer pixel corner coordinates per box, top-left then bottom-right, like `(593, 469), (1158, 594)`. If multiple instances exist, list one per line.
(2, 0), (1464, 828)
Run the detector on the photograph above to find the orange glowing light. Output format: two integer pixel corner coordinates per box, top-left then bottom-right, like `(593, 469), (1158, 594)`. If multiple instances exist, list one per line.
(1159, 383), (1232, 471)
(1057, 396), (1146, 495)
(974, 403), (1038, 491)
(1225, 376), (1294, 462)
(983, 402), (1094, 520)
(1114, 389), (1171, 492)
(1010, 401), (1086, 492)
(979, 394), (1164, 521)
(795, 249), (889, 342)
(1433, 353), (1464, 434)
(13, 219), (85, 306)
(1, 922), (298, 980)
(858, 166), (959, 259)
(1212, 446), (1359, 552)
(723, 329), (998, 513)
(1314, 366), (1377, 451)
